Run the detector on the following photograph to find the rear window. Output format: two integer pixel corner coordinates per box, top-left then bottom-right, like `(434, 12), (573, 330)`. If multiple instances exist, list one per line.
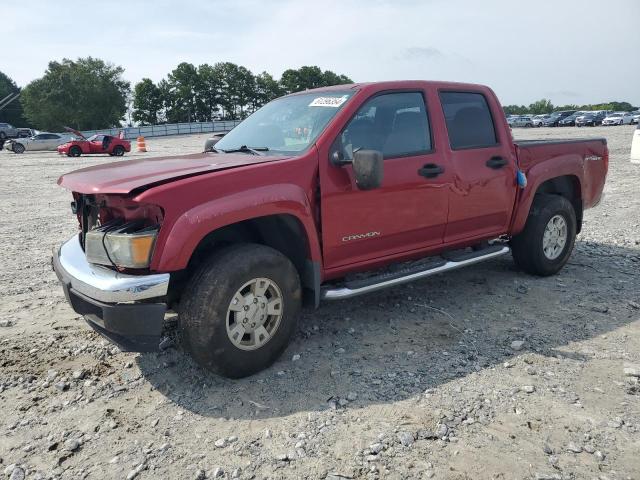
(440, 92), (497, 150)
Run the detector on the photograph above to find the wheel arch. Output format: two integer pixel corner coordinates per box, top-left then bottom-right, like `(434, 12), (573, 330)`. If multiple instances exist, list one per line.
(175, 214), (321, 308)
(512, 172), (583, 235)
(534, 175), (583, 233)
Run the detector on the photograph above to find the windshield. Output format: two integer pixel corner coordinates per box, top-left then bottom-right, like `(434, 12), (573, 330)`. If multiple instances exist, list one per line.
(215, 91), (354, 155)
(609, 113), (621, 117)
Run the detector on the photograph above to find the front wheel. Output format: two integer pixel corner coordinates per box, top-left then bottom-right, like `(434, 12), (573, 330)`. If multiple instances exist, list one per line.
(12, 143), (25, 154)
(510, 194), (577, 276)
(68, 146), (82, 157)
(179, 244), (302, 378)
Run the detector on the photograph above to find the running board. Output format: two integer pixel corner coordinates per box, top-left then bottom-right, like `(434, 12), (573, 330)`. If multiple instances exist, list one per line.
(320, 245), (510, 301)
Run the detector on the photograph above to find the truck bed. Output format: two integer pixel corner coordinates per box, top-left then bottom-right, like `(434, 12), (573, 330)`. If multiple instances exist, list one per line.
(514, 136), (608, 211)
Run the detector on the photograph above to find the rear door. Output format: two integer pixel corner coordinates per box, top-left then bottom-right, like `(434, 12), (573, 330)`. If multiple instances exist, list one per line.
(320, 90), (451, 269)
(438, 90), (517, 243)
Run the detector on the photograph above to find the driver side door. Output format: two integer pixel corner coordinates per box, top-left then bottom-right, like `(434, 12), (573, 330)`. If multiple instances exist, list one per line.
(320, 90), (451, 270)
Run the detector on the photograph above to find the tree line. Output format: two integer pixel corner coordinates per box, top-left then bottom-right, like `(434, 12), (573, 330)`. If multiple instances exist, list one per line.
(0, 58), (352, 132)
(3, 61), (638, 131)
(132, 62), (352, 125)
(503, 98), (637, 116)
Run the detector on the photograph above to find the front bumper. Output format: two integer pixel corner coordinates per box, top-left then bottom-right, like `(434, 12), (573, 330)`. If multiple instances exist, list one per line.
(52, 235), (170, 351)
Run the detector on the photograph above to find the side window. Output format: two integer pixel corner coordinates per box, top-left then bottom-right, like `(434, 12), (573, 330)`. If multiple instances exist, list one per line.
(336, 92), (431, 160)
(439, 92), (498, 150)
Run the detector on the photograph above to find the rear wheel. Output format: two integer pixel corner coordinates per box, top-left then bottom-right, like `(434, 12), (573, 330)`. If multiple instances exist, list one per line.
(511, 194), (576, 276)
(12, 143), (25, 154)
(68, 146), (82, 157)
(179, 244), (302, 378)
(0, 132), (6, 140)
(112, 145), (125, 156)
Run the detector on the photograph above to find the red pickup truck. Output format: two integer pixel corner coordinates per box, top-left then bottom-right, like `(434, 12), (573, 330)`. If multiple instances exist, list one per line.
(52, 81), (607, 378)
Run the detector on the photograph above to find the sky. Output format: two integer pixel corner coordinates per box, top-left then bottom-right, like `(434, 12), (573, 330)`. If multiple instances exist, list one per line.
(3, 0), (640, 107)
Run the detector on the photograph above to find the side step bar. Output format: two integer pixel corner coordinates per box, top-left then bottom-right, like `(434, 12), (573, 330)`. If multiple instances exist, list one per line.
(320, 245), (510, 301)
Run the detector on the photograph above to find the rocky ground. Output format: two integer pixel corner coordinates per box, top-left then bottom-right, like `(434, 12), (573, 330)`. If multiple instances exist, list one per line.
(0, 126), (639, 480)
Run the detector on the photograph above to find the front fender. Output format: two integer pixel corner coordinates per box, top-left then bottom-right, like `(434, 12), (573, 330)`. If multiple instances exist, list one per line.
(511, 155), (584, 235)
(150, 183), (322, 271)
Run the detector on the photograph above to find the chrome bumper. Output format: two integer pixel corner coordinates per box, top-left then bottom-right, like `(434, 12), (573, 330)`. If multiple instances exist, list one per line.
(52, 235), (170, 303)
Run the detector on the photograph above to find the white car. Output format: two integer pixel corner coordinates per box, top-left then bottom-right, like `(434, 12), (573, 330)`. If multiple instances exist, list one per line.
(602, 112), (634, 126)
(532, 115), (548, 127)
(509, 115), (534, 128)
(7, 132), (74, 153)
(631, 111), (640, 124)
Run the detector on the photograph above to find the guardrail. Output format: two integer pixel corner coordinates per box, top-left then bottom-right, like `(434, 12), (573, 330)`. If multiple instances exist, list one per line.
(81, 121), (241, 140)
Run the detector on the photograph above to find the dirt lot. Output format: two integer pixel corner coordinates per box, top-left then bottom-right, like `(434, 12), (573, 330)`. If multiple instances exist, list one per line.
(1, 126), (639, 480)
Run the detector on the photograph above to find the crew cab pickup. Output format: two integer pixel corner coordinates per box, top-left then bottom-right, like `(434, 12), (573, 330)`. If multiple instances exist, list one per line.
(52, 81), (607, 378)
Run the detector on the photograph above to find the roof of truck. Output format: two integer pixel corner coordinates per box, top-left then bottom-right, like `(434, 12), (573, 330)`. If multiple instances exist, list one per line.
(287, 80), (492, 96)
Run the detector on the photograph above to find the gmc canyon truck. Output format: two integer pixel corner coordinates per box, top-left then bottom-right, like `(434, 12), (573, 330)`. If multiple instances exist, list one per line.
(52, 81), (607, 378)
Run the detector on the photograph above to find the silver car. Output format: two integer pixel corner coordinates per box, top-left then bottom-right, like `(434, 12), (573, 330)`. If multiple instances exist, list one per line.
(0, 122), (18, 140)
(8, 132), (74, 154)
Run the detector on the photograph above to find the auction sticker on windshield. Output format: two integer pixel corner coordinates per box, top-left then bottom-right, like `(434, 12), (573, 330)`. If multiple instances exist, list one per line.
(309, 95), (349, 107)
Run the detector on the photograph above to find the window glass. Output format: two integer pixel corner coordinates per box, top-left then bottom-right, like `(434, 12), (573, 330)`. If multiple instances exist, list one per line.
(215, 91), (353, 155)
(336, 92), (431, 160)
(440, 92), (497, 149)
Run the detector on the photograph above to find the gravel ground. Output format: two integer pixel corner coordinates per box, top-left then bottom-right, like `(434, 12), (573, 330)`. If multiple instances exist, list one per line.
(0, 126), (639, 480)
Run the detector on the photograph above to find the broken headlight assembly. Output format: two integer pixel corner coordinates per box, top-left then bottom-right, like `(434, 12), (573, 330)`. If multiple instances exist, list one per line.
(85, 220), (159, 269)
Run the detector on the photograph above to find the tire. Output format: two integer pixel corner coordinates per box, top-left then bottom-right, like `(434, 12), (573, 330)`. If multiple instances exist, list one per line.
(112, 145), (125, 156)
(12, 143), (25, 154)
(69, 146), (81, 157)
(179, 243), (302, 378)
(510, 194), (577, 276)
(0, 132), (6, 140)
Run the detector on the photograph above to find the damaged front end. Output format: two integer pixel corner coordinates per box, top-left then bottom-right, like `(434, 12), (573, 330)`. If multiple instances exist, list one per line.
(52, 193), (170, 352)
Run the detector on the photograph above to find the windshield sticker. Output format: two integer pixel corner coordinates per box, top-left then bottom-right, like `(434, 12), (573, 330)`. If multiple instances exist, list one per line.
(309, 95), (349, 107)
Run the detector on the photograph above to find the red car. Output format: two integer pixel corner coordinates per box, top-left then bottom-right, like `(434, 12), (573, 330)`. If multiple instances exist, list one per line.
(57, 128), (130, 157)
(52, 80), (608, 378)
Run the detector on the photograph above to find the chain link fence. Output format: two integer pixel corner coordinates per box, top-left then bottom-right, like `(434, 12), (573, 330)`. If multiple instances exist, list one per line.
(81, 120), (241, 140)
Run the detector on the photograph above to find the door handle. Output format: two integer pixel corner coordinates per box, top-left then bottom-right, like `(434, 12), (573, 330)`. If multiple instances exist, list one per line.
(486, 156), (508, 169)
(418, 163), (444, 178)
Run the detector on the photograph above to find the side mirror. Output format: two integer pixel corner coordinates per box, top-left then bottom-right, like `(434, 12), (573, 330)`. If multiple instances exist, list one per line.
(352, 149), (383, 190)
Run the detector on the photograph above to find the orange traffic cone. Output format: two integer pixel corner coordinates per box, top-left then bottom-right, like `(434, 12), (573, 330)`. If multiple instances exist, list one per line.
(137, 136), (147, 152)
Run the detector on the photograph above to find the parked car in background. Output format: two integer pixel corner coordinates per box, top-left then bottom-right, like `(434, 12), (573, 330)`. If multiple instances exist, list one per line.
(542, 110), (576, 127)
(57, 128), (131, 157)
(558, 111), (587, 127)
(631, 111), (640, 124)
(576, 112), (606, 127)
(16, 128), (37, 138)
(602, 112), (634, 126)
(7, 132), (75, 154)
(0, 122), (18, 140)
(532, 115), (549, 127)
(509, 115), (534, 127)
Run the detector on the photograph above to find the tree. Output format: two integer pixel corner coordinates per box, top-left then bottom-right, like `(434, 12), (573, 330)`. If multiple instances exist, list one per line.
(253, 72), (282, 110)
(528, 99), (554, 114)
(21, 57), (129, 131)
(214, 62), (256, 120)
(132, 78), (162, 125)
(196, 64), (222, 121)
(280, 66), (353, 94)
(165, 62), (200, 123)
(0, 71), (26, 125)
(502, 105), (528, 115)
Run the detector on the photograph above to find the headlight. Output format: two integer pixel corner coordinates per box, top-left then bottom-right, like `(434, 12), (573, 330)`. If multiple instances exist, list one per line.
(85, 221), (158, 269)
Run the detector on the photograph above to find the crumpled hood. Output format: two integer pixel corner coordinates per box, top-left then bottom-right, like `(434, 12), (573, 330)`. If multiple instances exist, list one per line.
(58, 152), (291, 194)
